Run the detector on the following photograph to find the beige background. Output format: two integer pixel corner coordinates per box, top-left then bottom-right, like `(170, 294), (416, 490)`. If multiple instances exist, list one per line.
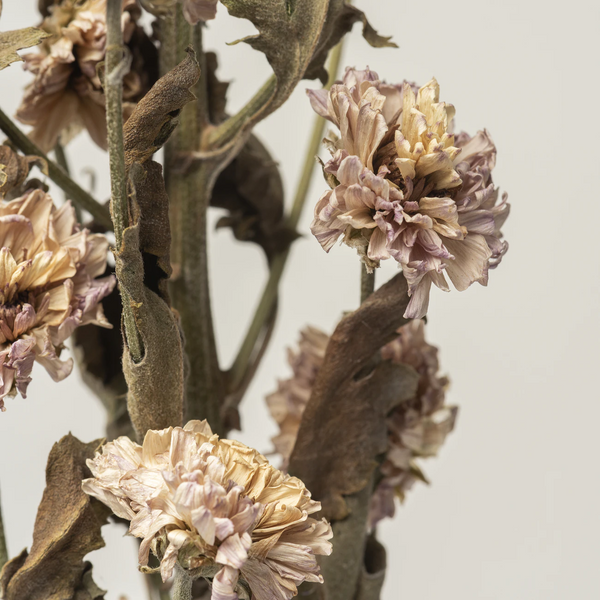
(0, 1), (599, 598)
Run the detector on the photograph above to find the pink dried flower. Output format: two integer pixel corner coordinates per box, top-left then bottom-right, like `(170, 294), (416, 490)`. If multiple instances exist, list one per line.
(83, 420), (333, 599)
(17, 0), (151, 152)
(266, 321), (456, 527)
(308, 69), (510, 318)
(0, 190), (115, 410)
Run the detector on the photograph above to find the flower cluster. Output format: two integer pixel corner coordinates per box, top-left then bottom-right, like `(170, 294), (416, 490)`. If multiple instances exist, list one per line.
(83, 420), (333, 599)
(266, 321), (456, 528)
(308, 69), (509, 318)
(17, 0), (157, 152)
(0, 190), (114, 410)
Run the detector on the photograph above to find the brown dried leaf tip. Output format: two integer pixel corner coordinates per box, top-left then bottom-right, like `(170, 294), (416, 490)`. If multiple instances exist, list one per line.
(0, 434), (110, 600)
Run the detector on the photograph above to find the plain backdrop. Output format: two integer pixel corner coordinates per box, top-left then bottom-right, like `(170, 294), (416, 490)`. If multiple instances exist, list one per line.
(0, 1), (599, 599)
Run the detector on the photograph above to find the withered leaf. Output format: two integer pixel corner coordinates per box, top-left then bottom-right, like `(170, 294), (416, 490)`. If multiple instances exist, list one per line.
(220, 0), (330, 118)
(117, 51), (200, 437)
(0, 27), (49, 71)
(0, 435), (110, 600)
(205, 51), (230, 124)
(305, 0), (397, 84)
(123, 47), (200, 167)
(212, 133), (297, 261)
(354, 534), (387, 600)
(0, 145), (47, 198)
(288, 273), (420, 521)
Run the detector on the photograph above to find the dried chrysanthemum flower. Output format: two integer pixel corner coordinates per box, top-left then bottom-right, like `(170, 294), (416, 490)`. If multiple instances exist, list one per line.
(266, 321), (456, 528)
(82, 420), (333, 599)
(308, 68), (510, 318)
(0, 189), (115, 410)
(17, 0), (157, 152)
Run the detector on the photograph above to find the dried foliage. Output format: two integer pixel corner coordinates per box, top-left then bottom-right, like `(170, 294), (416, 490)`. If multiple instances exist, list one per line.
(288, 273), (420, 521)
(212, 133), (297, 261)
(0, 434), (110, 600)
(0, 27), (48, 71)
(305, 0), (397, 84)
(0, 144), (47, 197)
(117, 49), (200, 437)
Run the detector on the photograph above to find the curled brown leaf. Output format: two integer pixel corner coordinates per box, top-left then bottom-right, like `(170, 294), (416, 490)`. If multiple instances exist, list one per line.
(0, 435), (110, 600)
(0, 145), (47, 198)
(0, 27), (49, 71)
(288, 272), (420, 521)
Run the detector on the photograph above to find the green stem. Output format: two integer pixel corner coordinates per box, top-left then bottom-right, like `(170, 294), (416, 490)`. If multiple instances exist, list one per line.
(206, 76), (276, 149)
(0, 107), (112, 229)
(164, 9), (224, 434)
(0, 487), (7, 572)
(172, 566), (193, 600)
(105, 0), (143, 363)
(227, 40), (345, 392)
(360, 266), (375, 304)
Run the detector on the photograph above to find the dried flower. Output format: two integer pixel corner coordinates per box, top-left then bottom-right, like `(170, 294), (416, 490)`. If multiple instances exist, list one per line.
(17, 0), (157, 152)
(266, 321), (456, 527)
(308, 69), (509, 318)
(82, 420), (333, 599)
(0, 189), (115, 410)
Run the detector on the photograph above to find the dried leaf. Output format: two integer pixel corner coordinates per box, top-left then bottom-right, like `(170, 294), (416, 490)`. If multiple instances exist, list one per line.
(212, 133), (297, 261)
(0, 435), (110, 600)
(205, 51), (230, 124)
(0, 27), (49, 71)
(305, 0), (397, 84)
(0, 145), (47, 197)
(221, 0), (330, 117)
(117, 51), (200, 437)
(123, 47), (200, 167)
(354, 534), (387, 600)
(288, 273), (420, 521)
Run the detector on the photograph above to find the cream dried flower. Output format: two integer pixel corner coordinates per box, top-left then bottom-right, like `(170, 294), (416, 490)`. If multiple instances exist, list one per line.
(17, 0), (153, 152)
(0, 189), (115, 410)
(308, 68), (509, 318)
(266, 321), (456, 527)
(82, 420), (333, 600)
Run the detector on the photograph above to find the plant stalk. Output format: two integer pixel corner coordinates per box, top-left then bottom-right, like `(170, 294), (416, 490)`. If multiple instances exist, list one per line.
(361, 267), (376, 304)
(164, 9), (224, 433)
(105, 0), (143, 363)
(227, 40), (346, 392)
(172, 566), (194, 600)
(0, 107), (112, 229)
(0, 487), (7, 572)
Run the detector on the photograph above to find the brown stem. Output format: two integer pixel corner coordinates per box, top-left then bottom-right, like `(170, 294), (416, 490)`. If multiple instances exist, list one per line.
(361, 266), (376, 304)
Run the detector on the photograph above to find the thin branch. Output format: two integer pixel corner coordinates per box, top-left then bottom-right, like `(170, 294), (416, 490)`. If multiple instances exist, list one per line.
(0, 107), (112, 229)
(105, 0), (143, 363)
(361, 266), (375, 304)
(206, 76), (276, 149)
(0, 486), (8, 572)
(226, 40), (346, 393)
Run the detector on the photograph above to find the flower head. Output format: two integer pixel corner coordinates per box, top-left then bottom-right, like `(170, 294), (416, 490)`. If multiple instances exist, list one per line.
(308, 69), (509, 318)
(266, 321), (456, 528)
(17, 0), (156, 152)
(83, 420), (333, 600)
(0, 189), (114, 410)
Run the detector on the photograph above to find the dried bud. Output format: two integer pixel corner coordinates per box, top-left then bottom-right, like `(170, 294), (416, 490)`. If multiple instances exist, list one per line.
(266, 321), (457, 527)
(308, 69), (510, 318)
(0, 190), (115, 410)
(83, 420), (333, 599)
